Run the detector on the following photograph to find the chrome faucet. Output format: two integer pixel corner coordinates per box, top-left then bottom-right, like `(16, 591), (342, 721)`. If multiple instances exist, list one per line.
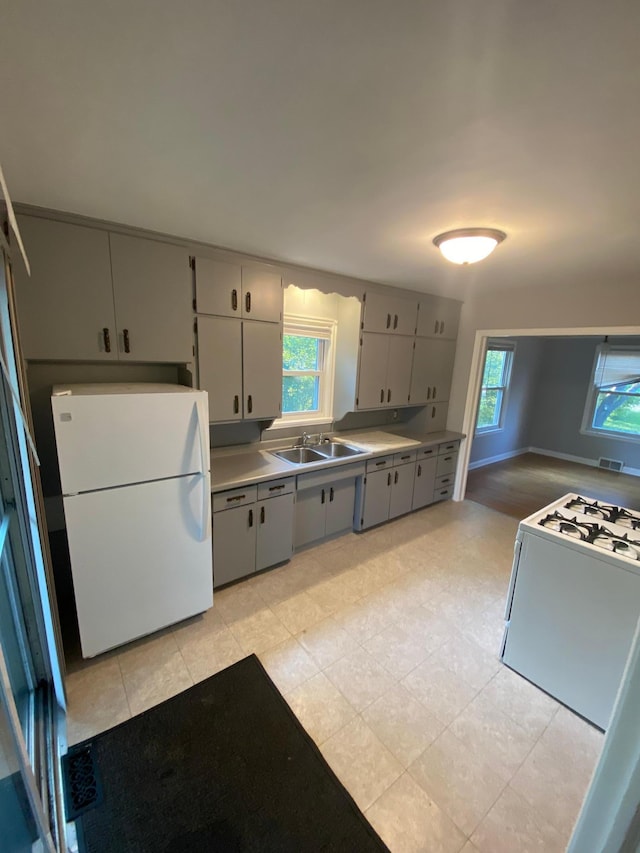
(301, 431), (310, 446)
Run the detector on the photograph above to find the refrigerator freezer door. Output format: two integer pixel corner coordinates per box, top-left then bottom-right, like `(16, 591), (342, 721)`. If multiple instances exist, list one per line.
(64, 473), (213, 657)
(52, 388), (209, 494)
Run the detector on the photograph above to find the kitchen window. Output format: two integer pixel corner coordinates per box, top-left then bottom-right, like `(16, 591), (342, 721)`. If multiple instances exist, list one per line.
(581, 345), (640, 442)
(475, 342), (515, 433)
(280, 317), (336, 424)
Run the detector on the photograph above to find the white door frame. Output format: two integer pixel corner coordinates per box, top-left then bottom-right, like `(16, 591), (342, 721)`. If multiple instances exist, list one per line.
(453, 324), (640, 502)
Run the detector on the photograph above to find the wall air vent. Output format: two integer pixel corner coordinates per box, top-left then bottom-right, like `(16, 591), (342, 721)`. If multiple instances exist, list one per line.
(598, 457), (624, 472)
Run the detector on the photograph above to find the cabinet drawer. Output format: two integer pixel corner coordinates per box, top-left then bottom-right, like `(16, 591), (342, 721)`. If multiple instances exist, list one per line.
(366, 455), (394, 472)
(417, 445), (437, 459)
(438, 440), (459, 455)
(435, 473), (455, 490)
(257, 478), (294, 500)
(433, 485), (453, 502)
(393, 450), (417, 466)
(436, 451), (458, 476)
(213, 485), (257, 512)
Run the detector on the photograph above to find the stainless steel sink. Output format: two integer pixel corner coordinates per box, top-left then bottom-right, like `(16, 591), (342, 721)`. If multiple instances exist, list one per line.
(315, 442), (364, 459)
(272, 447), (327, 464)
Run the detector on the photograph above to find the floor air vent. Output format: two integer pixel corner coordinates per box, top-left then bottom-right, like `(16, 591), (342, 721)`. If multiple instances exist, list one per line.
(62, 744), (103, 820)
(598, 457), (624, 472)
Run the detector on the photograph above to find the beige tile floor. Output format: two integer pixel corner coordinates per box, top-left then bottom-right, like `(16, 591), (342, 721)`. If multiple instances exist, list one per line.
(65, 500), (604, 852)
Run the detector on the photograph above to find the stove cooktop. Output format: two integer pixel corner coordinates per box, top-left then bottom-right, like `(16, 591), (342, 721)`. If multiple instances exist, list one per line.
(522, 493), (640, 565)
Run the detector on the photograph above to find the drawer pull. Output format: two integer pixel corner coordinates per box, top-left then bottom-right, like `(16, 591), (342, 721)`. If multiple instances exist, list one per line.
(400, 454), (410, 460)
(375, 460), (387, 467)
(444, 456), (452, 462)
(268, 484), (285, 491)
(441, 478), (450, 484)
(227, 494), (246, 503)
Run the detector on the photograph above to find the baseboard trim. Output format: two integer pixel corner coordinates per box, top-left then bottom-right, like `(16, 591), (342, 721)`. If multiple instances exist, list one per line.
(468, 448), (529, 470)
(528, 447), (640, 479)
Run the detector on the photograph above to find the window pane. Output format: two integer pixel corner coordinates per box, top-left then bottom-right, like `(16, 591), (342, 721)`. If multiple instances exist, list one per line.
(283, 335), (319, 371)
(592, 392), (640, 435)
(477, 389), (502, 428)
(282, 376), (320, 413)
(482, 350), (507, 387)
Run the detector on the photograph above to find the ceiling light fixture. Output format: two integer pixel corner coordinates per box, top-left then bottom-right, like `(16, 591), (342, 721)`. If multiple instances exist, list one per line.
(433, 228), (507, 265)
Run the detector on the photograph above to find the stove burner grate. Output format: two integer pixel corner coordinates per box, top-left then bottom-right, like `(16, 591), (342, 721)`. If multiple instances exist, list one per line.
(538, 512), (640, 560)
(564, 496), (640, 529)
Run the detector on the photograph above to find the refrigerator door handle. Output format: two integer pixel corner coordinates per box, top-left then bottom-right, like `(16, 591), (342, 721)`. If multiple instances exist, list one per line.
(195, 399), (208, 476)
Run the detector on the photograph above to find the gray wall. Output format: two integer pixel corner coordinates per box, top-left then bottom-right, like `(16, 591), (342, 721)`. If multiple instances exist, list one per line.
(469, 337), (544, 465)
(468, 335), (640, 471)
(529, 337), (640, 470)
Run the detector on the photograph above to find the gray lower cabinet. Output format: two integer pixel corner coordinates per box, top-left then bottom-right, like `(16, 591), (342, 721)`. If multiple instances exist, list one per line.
(412, 448), (438, 510)
(295, 463), (364, 549)
(213, 479), (294, 587)
(357, 451), (417, 529)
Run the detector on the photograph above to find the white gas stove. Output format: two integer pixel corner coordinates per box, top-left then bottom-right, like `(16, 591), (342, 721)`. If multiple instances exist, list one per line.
(502, 493), (640, 729)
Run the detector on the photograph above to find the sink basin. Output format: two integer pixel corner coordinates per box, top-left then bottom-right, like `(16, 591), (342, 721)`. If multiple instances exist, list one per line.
(272, 447), (327, 464)
(315, 442), (364, 459)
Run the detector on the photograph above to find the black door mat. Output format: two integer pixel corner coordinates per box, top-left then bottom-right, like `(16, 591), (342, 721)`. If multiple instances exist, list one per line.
(66, 654), (389, 852)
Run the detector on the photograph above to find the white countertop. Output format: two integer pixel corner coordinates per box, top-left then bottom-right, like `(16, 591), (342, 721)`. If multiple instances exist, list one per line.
(211, 429), (464, 491)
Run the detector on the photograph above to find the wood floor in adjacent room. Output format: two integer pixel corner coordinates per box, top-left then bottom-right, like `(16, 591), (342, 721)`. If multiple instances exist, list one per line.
(465, 452), (640, 519)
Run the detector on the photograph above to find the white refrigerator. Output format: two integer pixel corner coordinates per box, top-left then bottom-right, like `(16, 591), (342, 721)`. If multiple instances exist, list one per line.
(52, 383), (213, 658)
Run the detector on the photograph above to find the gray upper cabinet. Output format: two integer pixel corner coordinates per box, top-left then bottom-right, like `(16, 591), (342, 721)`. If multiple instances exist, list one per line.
(14, 215), (117, 361)
(194, 257), (282, 323)
(194, 257), (242, 318)
(241, 266), (282, 322)
(416, 295), (460, 340)
(362, 291), (418, 336)
(14, 215), (192, 363)
(409, 338), (456, 405)
(197, 316), (243, 422)
(357, 332), (414, 409)
(109, 234), (193, 363)
(197, 316), (281, 422)
(242, 320), (282, 419)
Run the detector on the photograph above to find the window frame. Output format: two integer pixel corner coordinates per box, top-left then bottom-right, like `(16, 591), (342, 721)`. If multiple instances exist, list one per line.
(475, 341), (516, 435)
(276, 315), (337, 428)
(580, 344), (640, 444)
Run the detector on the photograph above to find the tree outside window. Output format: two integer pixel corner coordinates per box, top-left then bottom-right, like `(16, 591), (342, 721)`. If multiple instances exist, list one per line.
(281, 318), (336, 421)
(476, 343), (515, 432)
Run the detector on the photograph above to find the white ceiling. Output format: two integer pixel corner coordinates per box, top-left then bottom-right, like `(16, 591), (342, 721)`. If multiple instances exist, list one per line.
(1, 1), (639, 300)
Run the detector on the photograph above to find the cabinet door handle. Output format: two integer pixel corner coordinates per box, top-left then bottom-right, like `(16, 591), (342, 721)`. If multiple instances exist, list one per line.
(123, 328), (130, 353)
(380, 388), (384, 403)
(427, 387), (431, 400)
(433, 386), (437, 398)
(394, 470), (398, 484)
(329, 487), (334, 502)
(248, 509), (253, 527)
(321, 489), (325, 504)
(387, 388), (391, 403)
(245, 291), (251, 313)
(233, 395), (239, 414)
(432, 406), (436, 418)
(247, 394), (253, 414)
(417, 464), (422, 476)
(102, 327), (111, 353)
(441, 321), (445, 335)
(386, 313), (391, 329)
(231, 289), (238, 312)
(387, 472), (391, 486)
(393, 314), (398, 329)
(260, 505), (265, 524)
